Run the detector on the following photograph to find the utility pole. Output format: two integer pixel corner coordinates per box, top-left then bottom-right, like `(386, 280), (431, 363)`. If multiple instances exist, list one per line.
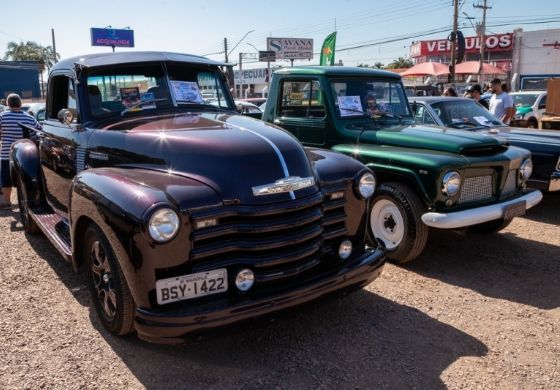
(51, 28), (57, 63)
(239, 52), (243, 98)
(474, 0), (491, 85)
(449, 0), (460, 84)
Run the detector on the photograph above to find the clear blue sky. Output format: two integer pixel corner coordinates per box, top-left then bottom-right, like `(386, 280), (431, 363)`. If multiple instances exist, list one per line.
(1, 0), (559, 68)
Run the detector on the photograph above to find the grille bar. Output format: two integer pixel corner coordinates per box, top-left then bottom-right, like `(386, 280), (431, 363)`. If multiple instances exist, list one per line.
(458, 175), (494, 204)
(190, 190), (348, 284)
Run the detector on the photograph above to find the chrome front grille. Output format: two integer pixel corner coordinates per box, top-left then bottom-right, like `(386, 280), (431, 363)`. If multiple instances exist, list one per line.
(458, 175), (494, 204)
(189, 191), (347, 284)
(502, 170), (517, 196)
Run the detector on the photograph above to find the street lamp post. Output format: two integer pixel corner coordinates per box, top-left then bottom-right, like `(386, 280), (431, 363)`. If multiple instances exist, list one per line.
(227, 30), (254, 98)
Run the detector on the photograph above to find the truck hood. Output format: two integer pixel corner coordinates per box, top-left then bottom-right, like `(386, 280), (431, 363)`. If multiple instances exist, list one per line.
(87, 113), (319, 205)
(361, 124), (507, 155)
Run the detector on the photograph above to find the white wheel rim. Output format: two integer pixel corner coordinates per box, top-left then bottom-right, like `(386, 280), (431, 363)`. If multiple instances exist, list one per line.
(370, 199), (405, 250)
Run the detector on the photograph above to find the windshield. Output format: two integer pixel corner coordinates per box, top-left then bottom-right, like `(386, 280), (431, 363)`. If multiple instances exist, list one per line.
(330, 79), (412, 119)
(510, 93), (538, 107)
(430, 100), (504, 129)
(85, 63), (233, 118)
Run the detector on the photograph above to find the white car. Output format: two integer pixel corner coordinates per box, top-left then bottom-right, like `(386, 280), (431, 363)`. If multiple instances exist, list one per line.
(510, 90), (547, 128)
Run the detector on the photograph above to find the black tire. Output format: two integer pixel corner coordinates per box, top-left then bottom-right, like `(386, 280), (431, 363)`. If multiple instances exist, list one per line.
(15, 176), (40, 234)
(369, 182), (429, 264)
(468, 218), (513, 234)
(528, 118), (538, 129)
(83, 224), (135, 335)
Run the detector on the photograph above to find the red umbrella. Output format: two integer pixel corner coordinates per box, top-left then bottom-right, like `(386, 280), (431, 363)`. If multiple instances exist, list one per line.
(400, 62), (449, 77)
(454, 61), (505, 75)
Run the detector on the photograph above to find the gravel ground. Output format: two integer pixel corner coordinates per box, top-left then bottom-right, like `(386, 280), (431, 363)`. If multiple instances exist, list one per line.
(0, 192), (558, 389)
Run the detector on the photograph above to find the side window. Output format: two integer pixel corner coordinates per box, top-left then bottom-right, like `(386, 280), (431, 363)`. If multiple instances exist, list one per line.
(279, 80), (325, 119)
(423, 108), (436, 125)
(538, 94), (547, 110)
(414, 105), (426, 122)
(48, 75), (78, 122)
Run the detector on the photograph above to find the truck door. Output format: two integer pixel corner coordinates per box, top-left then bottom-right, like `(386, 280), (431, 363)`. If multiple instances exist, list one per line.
(39, 73), (86, 217)
(273, 79), (326, 146)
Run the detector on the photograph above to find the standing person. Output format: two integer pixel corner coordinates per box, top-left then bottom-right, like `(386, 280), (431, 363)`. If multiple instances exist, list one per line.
(488, 78), (514, 125)
(466, 84), (489, 109)
(443, 87), (458, 97)
(0, 94), (42, 209)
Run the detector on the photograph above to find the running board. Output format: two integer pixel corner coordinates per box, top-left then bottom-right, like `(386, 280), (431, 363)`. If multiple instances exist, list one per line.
(28, 208), (72, 262)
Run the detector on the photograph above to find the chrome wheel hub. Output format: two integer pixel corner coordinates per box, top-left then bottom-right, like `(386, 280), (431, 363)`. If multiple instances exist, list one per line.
(90, 241), (117, 320)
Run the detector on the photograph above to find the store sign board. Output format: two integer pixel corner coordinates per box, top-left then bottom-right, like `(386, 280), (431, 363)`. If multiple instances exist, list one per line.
(267, 38), (313, 60)
(91, 28), (134, 47)
(410, 33), (513, 58)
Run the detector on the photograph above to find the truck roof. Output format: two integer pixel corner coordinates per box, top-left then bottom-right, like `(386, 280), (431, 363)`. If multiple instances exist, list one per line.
(273, 66), (401, 79)
(52, 51), (228, 72)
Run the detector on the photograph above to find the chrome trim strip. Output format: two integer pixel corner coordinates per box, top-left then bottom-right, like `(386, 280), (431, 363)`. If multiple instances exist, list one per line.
(241, 128), (295, 199)
(252, 176), (315, 196)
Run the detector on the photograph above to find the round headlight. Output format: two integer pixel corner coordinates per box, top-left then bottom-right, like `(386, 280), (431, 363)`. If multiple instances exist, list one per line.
(235, 269), (255, 292)
(148, 208), (180, 242)
(358, 172), (376, 199)
(520, 159), (533, 180)
(338, 239), (353, 260)
(442, 171), (461, 196)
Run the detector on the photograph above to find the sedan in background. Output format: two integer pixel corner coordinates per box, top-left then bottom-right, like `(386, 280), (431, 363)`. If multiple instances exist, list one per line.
(411, 96), (560, 192)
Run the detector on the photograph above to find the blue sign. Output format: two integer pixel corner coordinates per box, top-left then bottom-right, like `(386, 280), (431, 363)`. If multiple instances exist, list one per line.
(90, 28), (134, 48)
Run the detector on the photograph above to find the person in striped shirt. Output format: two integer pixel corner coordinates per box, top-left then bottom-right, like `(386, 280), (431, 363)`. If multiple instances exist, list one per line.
(0, 94), (42, 209)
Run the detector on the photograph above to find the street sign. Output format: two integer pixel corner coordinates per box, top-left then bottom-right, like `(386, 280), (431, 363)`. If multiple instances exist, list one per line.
(91, 28), (135, 48)
(267, 38), (313, 60)
(259, 51), (276, 62)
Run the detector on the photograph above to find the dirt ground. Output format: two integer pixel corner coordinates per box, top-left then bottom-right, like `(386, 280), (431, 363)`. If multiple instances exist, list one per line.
(0, 192), (558, 389)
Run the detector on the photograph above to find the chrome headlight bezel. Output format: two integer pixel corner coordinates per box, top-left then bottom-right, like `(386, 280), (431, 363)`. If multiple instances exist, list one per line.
(357, 172), (376, 199)
(148, 207), (180, 243)
(520, 159), (533, 181)
(441, 171), (461, 196)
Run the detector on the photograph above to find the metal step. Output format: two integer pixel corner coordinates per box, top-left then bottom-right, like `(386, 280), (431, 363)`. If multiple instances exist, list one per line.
(29, 208), (72, 262)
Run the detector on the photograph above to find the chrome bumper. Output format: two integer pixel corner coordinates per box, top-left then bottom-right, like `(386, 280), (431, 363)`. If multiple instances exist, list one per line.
(421, 189), (543, 229)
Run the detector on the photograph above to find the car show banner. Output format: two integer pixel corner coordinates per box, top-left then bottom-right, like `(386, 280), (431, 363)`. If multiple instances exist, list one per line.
(267, 38), (314, 60)
(320, 32), (337, 66)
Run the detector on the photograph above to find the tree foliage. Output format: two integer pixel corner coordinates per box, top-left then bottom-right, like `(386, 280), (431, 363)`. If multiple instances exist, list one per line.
(386, 57), (414, 69)
(4, 41), (60, 71)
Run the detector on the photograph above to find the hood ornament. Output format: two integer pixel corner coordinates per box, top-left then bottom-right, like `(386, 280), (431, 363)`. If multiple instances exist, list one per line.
(252, 176), (315, 196)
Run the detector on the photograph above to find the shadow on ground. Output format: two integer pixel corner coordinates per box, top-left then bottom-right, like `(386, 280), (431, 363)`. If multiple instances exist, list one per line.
(407, 194), (560, 310)
(93, 290), (487, 389)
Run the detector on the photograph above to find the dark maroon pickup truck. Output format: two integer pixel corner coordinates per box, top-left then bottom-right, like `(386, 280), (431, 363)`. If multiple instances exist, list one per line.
(12, 52), (385, 343)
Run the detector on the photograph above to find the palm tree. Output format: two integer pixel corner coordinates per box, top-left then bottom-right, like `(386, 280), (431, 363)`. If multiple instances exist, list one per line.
(4, 41), (60, 98)
(386, 57), (414, 69)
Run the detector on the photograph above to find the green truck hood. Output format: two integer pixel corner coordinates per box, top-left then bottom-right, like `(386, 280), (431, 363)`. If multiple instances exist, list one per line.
(361, 124), (507, 155)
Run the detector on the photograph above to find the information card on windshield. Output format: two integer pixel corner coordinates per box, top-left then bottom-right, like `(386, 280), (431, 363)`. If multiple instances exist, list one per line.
(337, 96), (363, 117)
(170, 81), (204, 104)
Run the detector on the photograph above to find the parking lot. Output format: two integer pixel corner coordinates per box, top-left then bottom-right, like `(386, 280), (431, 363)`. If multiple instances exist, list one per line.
(0, 192), (558, 389)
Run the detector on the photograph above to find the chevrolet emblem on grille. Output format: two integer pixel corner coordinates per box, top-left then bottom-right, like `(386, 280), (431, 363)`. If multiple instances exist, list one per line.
(252, 176), (315, 196)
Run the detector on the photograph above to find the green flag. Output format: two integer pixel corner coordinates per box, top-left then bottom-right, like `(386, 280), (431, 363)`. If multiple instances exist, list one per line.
(320, 32), (337, 66)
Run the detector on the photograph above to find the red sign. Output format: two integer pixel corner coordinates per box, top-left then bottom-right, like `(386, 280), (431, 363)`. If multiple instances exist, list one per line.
(410, 33), (513, 58)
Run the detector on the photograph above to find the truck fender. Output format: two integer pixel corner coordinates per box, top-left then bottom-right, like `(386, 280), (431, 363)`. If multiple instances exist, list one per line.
(69, 167), (222, 308)
(10, 139), (45, 208)
(365, 162), (432, 205)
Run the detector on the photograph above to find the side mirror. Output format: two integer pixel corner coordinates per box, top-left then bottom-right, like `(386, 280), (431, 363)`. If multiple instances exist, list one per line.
(58, 109), (74, 125)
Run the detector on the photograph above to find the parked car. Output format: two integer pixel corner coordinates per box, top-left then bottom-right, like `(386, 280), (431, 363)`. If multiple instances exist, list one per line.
(510, 90), (547, 128)
(411, 96), (560, 192)
(262, 67), (542, 264)
(13, 52), (385, 343)
(27, 102), (46, 122)
(234, 100), (262, 118)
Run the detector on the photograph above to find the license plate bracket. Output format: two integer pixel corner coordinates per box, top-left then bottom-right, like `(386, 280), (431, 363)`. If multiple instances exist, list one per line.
(504, 200), (526, 220)
(156, 268), (228, 305)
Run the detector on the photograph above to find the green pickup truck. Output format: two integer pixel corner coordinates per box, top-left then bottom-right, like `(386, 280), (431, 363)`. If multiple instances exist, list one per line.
(261, 67), (543, 263)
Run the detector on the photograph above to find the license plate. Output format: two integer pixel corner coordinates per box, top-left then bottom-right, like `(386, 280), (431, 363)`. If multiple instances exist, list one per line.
(504, 201), (526, 220)
(156, 268), (228, 305)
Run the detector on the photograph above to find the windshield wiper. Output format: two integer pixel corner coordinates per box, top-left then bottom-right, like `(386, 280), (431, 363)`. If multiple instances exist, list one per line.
(120, 98), (170, 116)
(448, 120), (487, 129)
